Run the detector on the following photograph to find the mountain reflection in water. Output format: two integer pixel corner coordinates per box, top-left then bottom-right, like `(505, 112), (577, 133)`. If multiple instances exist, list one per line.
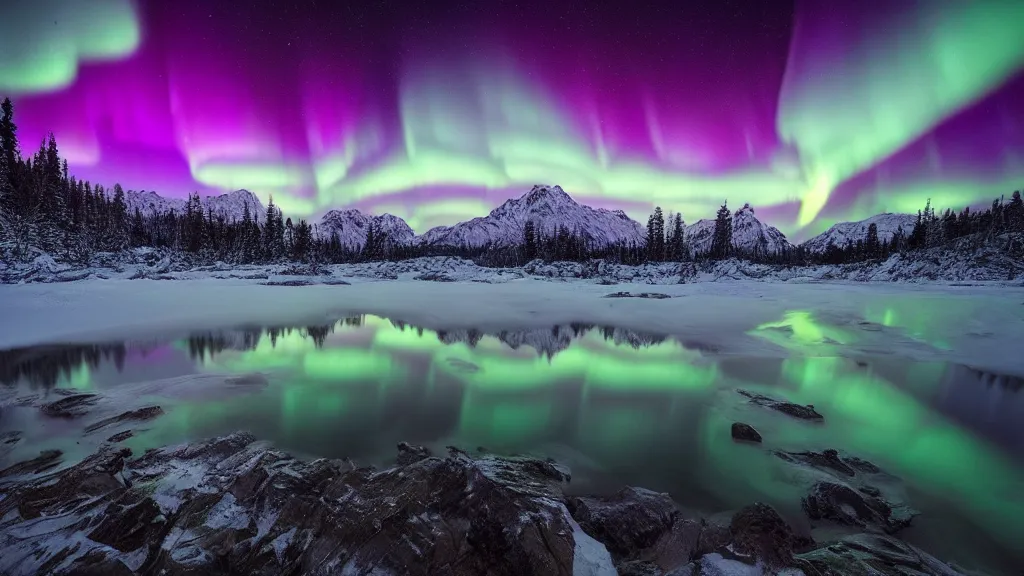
(1, 312), (1023, 573)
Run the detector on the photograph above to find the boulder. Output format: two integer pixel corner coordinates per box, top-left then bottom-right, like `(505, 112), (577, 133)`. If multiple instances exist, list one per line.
(803, 481), (918, 534)
(730, 422), (763, 443)
(40, 393), (98, 418)
(0, 433), (611, 576)
(737, 389), (824, 421)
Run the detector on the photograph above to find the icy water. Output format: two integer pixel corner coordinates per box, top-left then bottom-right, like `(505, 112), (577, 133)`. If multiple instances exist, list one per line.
(2, 313), (1024, 574)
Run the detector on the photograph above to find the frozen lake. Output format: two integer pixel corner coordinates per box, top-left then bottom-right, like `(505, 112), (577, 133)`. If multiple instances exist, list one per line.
(2, 279), (1024, 573)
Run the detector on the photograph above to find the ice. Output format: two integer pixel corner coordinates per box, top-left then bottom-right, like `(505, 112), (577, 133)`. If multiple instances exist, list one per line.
(1, 277), (1021, 377)
(567, 514), (617, 576)
(204, 493), (250, 530)
(270, 527), (296, 563)
(699, 554), (765, 576)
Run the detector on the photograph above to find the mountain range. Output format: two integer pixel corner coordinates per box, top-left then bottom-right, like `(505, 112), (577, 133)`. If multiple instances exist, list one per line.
(133, 185), (913, 254)
(126, 189), (266, 223)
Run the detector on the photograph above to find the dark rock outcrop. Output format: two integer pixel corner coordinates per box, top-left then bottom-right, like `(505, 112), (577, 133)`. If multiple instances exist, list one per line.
(737, 389), (824, 421)
(603, 292), (672, 299)
(414, 271), (458, 282)
(84, 406), (165, 433)
(395, 441), (432, 466)
(796, 533), (966, 576)
(0, 449), (63, 478)
(730, 422), (763, 443)
(106, 430), (134, 443)
(728, 503), (797, 569)
(40, 393), (98, 418)
(260, 279), (314, 286)
(568, 487), (681, 559)
(803, 481), (917, 534)
(0, 433), (610, 576)
(0, 433), (965, 576)
(774, 448), (881, 477)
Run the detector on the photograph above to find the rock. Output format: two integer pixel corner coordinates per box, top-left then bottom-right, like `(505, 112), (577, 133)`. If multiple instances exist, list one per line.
(106, 430), (134, 443)
(737, 389), (824, 421)
(728, 503), (796, 569)
(0, 449), (63, 478)
(773, 448), (881, 477)
(40, 393), (98, 418)
(568, 487), (680, 559)
(84, 406), (164, 433)
(796, 533), (965, 576)
(322, 279), (351, 285)
(395, 441), (432, 466)
(730, 422), (762, 443)
(0, 431), (22, 459)
(414, 271), (457, 282)
(603, 291), (672, 299)
(0, 432), (611, 576)
(567, 488), (710, 574)
(260, 279), (314, 286)
(802, 481), (918, 534)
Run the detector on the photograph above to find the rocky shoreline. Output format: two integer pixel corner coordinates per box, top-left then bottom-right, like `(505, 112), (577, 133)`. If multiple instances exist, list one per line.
(0, 425), (973, 576)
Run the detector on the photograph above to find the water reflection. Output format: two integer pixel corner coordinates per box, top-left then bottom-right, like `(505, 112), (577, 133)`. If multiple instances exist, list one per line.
(1, 312), (1023, 572)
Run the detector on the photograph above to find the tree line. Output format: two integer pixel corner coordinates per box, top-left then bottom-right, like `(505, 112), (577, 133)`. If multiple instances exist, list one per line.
(2, 96), (1022, 269)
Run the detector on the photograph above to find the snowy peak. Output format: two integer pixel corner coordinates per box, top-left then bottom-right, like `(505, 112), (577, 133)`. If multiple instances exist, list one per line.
(319, 209), (415, 248)
(684, 204), (792, 256)
(418, 184), (646, 249)
(125, 189), (265, 222)
(203, 189), (265, 222)
(802, 213), (917, 253)
(730, 203), (793, 255)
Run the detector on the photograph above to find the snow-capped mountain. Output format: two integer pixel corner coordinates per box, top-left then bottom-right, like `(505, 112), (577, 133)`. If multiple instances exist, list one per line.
(202, 190), (266, 223)
(801, 213), (917, 253)
(685, 203), (792, 255)
(319, 209), (416, 249)
(415, 185), (646, 249)
(125, 189), (265, 222)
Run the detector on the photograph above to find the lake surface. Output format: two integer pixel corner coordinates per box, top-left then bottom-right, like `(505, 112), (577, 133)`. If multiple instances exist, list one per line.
(2, 312), (1023, 574)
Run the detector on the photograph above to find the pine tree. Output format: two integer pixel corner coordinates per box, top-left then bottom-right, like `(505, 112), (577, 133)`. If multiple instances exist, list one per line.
(864, 222), (880, 258)
(1008, 190), (1023, 232)
(710, 201), (733, 259)
(0, 98), (18, 182)
(523, 219), (537, 262)
(653, 206), (665, 261)
(670, 213), (686, 261)
(645, 213), (656, 262)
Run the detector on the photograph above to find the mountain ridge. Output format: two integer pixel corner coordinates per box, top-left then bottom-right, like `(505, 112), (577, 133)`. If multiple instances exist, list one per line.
(126, 189), (266, 223)
(801, 213), (917, 253)
(124, 185), (916, 256)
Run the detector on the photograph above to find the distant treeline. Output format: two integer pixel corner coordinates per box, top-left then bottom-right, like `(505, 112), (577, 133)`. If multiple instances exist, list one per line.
(1, 97), (1022, 269)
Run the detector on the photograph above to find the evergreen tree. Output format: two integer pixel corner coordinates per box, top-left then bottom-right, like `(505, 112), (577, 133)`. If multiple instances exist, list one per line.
(292, 219), (312, 261)
(864, 222), (880, 259)
(653, 206), (665, 261)
(0, 98), (18, 181)
(710, 201), (733, 259)
(645, 213), (656, 262)
(1008, 190), (1023, 232)
(669, 213), (687, 261)
(523, 219), (537, 261)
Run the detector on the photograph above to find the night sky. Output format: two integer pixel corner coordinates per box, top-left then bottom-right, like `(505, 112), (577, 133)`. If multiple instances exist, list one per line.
(1, 0), (1023, 240)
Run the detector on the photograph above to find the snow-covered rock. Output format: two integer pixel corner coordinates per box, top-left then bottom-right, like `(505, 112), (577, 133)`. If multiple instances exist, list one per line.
(126, 189), (265, 222)
(686, 203), (793, 256)
(318, 209), (415, 249)
(802, 213), (917, 253)
(415, 185), (646, 249)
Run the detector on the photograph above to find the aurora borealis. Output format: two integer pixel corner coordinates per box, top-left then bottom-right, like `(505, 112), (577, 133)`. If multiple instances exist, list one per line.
(1, 1), (1023, 240)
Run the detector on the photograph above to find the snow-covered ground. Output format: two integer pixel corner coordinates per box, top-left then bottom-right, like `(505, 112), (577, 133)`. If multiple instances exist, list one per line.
(2, 268), (1022, 378)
